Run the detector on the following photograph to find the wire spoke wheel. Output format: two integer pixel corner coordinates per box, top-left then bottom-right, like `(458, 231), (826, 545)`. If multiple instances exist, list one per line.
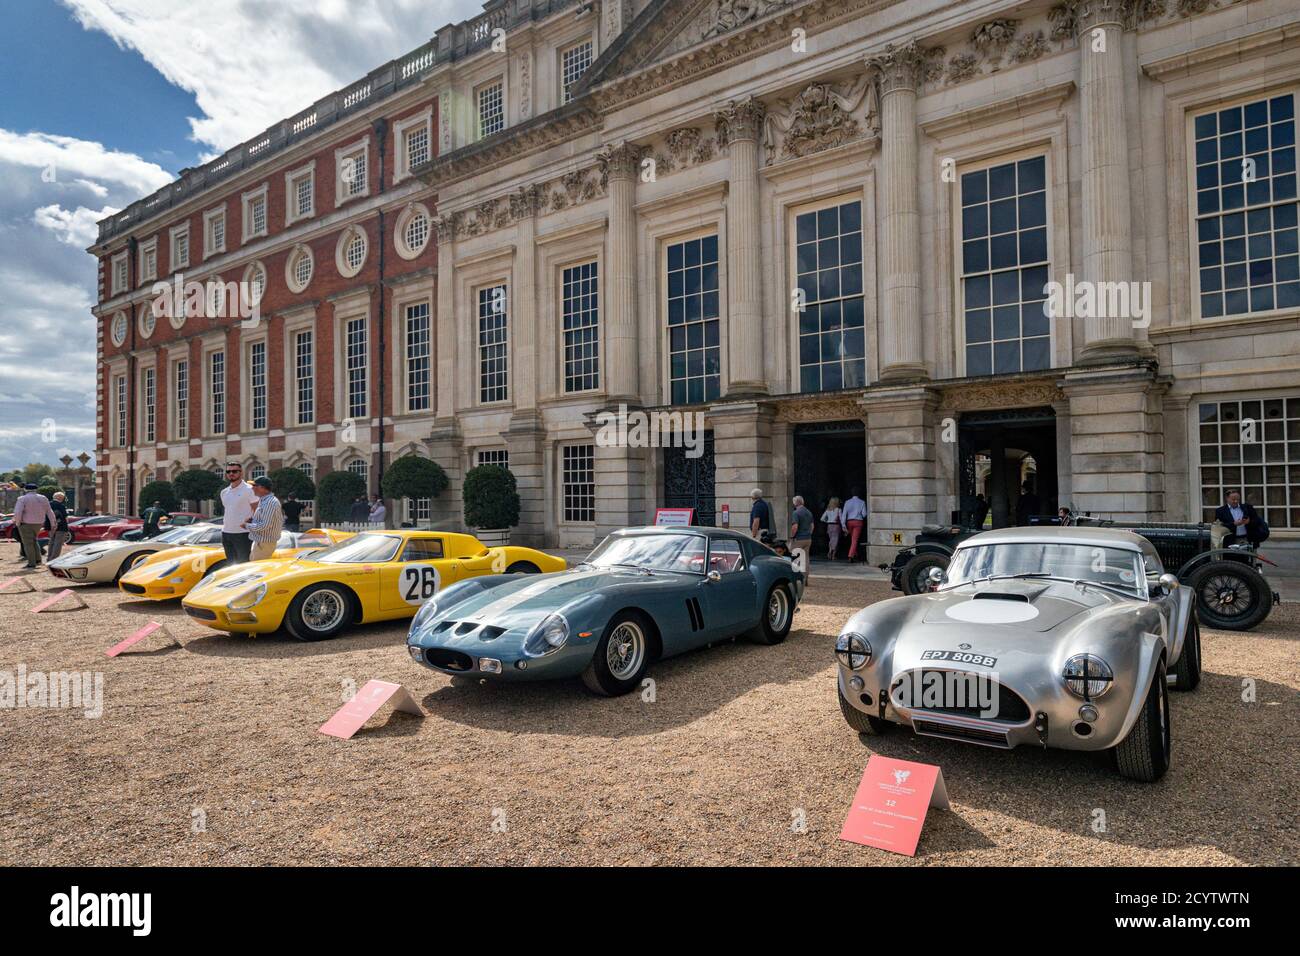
(1199, 573), (1252, 618)
(768, 587), (790, 632)
(605, 621), (645, 681)
(302, 589), (346, 632)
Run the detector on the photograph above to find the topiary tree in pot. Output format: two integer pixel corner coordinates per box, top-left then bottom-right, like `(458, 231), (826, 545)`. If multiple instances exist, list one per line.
(173, 468), (224, 513)
(462, 464), (519, 545)
(137, 480), (180, 513)
(267, 467), (316, 503)
(317, 469), (367, 524)
(380, 455), (448, 528)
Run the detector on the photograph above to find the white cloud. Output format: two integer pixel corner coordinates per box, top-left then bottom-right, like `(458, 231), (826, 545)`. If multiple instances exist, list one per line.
(60, 0), (470, 153)
(0, 129), (172, 195)
(33, 204), (119, 247)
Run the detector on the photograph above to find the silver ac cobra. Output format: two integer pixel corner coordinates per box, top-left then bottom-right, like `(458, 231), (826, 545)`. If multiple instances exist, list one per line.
(836, 527), (1202, 782)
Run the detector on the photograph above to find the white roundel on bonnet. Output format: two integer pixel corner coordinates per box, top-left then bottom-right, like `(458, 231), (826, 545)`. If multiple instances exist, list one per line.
(945, 600), (1040, 624)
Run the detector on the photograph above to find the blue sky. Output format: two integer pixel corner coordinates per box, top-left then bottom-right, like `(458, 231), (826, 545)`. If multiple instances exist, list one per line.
(0, 0), (472, 472)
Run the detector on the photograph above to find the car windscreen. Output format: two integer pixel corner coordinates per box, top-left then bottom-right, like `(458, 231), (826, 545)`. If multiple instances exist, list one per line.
(309, 533), (402, 564)
(585, 532), (707, 574)
(945, 543), (1143, 597)
(154, 526), (207, 545)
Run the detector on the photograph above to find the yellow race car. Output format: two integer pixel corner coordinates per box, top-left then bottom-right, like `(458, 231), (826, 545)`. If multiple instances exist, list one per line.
(118, 528), (352, 601)
(180, 529), (567, 640)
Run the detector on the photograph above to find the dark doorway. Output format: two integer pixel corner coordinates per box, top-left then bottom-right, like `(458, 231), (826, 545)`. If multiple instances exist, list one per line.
(663, 431), (715, 526)
(794, 420), (867, 557)
(958, 407), (1058, 529)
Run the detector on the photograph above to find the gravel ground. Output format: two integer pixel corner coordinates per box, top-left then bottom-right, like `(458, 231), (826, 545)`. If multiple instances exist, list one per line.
(0, 539), (1295, 866)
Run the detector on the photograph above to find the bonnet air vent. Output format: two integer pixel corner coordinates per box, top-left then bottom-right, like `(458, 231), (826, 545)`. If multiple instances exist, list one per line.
(973, 592), (1031, 603)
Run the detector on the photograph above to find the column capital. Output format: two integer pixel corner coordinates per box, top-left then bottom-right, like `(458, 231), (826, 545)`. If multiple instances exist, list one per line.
(714, 96), (766, 147)
(1051, 0), (1147, 37)
(597, 140), (647, 182)
(865, 40), (945, 96)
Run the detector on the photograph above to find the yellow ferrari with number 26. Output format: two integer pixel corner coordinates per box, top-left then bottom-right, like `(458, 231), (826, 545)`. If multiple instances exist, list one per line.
(181, 529), (566, 640)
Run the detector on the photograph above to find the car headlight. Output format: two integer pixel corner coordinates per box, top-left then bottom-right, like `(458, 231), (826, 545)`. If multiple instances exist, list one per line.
(1063, 654), (1114, 699)
(523, 613), (569, 657)
(227, 583), (266, 610)
(835, 632), (872, 670)
(154, 560), (181, 578)
(409, 599), (439, 636)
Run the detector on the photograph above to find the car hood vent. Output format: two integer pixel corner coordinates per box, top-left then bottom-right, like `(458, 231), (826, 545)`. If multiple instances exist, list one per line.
(973, 591), (1031, 602)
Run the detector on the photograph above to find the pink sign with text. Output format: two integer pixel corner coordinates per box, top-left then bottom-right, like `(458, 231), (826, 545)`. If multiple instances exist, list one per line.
(318, 680), (424, 740)
(839, 755), (949, 856)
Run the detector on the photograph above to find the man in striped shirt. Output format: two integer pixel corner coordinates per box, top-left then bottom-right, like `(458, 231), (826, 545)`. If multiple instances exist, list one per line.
(244, 476), (284, 561)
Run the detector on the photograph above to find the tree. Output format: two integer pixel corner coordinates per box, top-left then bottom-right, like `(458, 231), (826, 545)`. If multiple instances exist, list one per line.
(137, 480), (180, 513)
(21, 463), (57, 486)
(380, 456), (448, 518)
(173, 469), (223, 511)
(36, 484), (61, 502)
(317, 470), (366, 522)
(462, 464), (519, 530)
(267, 467), (316, 501)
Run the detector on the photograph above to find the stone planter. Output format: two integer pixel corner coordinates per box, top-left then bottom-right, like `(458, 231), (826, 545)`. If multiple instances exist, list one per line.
(475, 528), (511, 546)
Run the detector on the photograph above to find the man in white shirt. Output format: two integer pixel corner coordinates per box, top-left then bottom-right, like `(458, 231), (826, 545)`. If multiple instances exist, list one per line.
(13, 483), (57, 569)
(219, 462), (257, 564)
(842, 488), (868, 564)
(368, 494), (387, 527)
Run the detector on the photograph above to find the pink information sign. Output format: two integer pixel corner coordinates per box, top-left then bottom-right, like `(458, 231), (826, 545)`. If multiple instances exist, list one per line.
(106, 621), (179, 658)
(30, 589), (87, 614)
(0, 576), (35, 593)
(318, 680), (425, 740)
(839, 755), (950, 857)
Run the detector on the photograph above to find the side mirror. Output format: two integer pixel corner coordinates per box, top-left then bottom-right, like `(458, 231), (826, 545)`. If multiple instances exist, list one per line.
(927, 566), (945, 586)
(1158, 572), (1179, 593)
(707, 570), (722, 583)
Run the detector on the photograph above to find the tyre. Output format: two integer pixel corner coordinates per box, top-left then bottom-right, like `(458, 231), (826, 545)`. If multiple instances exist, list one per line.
(1171, 612), (1202, 692)
(1189, 560), (1270, 631)
(581, 611), (652, 696)
(1112, 661), (1171, 783)
(114, 552), (150, 584)
(201, 560), (228, 579)
(505, 560), (540, 574)
(284, 583), (353, 641)
(899, 553), (948, 595)
(838, 683), (890, 735)
(750, 582), (794, 645)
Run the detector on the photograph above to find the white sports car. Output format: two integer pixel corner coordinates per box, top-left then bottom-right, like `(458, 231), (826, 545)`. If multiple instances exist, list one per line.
(836, 527), (1201, 782)
(47, 522), (223, 584)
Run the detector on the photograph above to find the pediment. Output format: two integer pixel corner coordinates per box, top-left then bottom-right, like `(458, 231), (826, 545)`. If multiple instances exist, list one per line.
(579, 0), (811, 95)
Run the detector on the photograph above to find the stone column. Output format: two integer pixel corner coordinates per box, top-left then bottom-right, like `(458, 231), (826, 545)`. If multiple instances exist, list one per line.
(599, 141), (642, 404)
(715, 98), (767, 395)
(866, 42), (939, 382)
(858, 385), (940, 564)
(504, 410), (546, 547)
(428, 213), (463, 530)
(1075, 0), (1139, 360)
(709, 400), (776, 537)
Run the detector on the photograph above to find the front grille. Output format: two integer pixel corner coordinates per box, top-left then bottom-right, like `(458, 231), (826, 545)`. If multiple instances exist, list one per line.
(424, 648), (474, 671)
(893, 669), (1031, 723)
(913, 718), (1011, 748)
(121, 583), (145, 594)
(184, 605), (217, 621)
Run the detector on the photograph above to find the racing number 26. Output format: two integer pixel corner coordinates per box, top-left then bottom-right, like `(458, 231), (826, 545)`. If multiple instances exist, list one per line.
(402, 565), (439, 602)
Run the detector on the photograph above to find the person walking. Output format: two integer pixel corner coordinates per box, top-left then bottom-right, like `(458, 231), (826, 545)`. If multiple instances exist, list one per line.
(748, 488), (772, 539)
(368, 493), (387, 527)
(821, 496), (844, 560)
(13, 483), (57, 570)
(244, 477), (284, 560)
(140, 500), (169, 538)
(789, 495), (815, 582)
(219, 462), (256, 565)
(46, 492), (71, 561)
(843, 488), (868, 563)
(281, 493), (304, 533)
(348, 495), (369, 525)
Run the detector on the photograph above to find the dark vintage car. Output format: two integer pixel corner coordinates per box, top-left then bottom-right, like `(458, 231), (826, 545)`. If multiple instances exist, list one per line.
(882, 516), (1278, 631)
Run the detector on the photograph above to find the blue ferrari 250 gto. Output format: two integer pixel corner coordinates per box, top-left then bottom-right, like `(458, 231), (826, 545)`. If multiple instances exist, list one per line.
(406, 526), (804, 695)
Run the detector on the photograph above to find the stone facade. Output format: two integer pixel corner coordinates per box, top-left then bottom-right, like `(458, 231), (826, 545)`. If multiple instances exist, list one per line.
(92, 0), (1300, 568)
